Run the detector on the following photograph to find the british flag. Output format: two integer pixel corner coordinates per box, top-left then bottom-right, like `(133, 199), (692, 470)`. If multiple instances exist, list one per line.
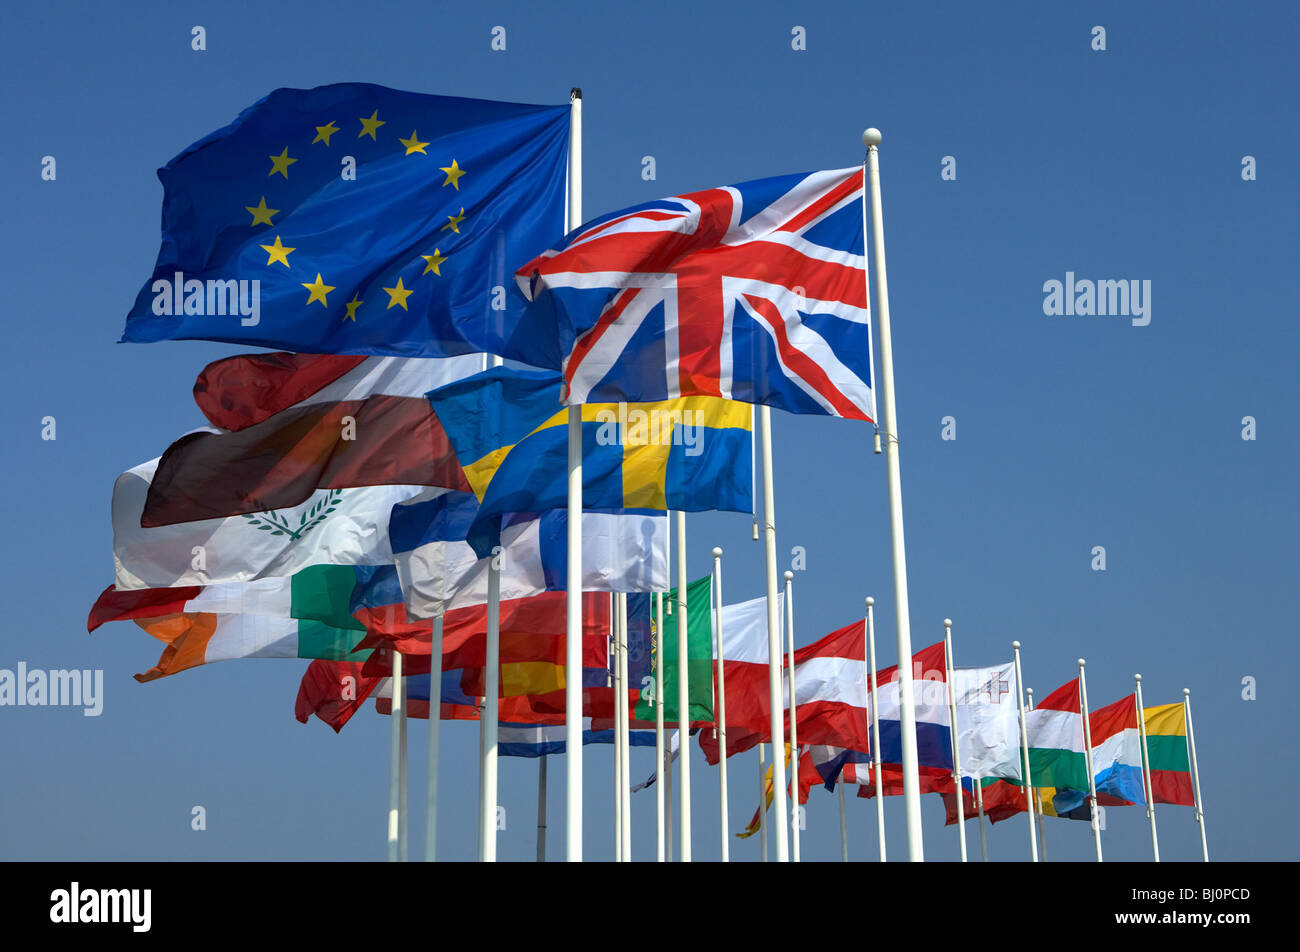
(516, 168), (876, 421)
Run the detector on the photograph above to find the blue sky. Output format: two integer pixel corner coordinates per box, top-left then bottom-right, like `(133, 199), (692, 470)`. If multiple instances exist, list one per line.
(1, 0), (1295, 860)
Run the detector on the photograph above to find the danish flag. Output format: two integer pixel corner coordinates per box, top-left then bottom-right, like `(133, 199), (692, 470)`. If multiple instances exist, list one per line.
(516, 168), (877, 421)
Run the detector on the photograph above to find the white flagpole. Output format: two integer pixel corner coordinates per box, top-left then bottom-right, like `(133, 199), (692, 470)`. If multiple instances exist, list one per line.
(974, 772), (988, 862)
(655, 590), (666, 862)
(674, 509), (692, 861)
(713, 547), (730, 862)
(1027, 687), (1046, 861)
(537, 755), (548, 862)
(1134, 674), (1160, 862)
(479, 353), (505, 863)
(398, 662), (409, 862)
(425, 614), (444, 862)
(1183, 688), (1209, 862)
(943, 619), (967, 862)
(613, 593), (624, 862)
(1011, 641), (1039, 862)
(757, 743), (768, 862)
(387, 650), (404, 862)
(838, 781), (849, 862)
(862, 129), (923, 862)
(1078, 659), (1104, 862)
(784, 570), (800, 862)
(480, 537), (501, 862)
(758, 405), (790, 862)
(664, 737), (674, 862)
(618, 592), (632, 861)
(865, 597), (886, 862)
(564, 86), (583, 863)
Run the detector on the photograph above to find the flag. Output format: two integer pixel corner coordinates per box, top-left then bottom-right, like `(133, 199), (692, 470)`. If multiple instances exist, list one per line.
(517, 168), (875, 420)
(738, 746), (815, 838)
(1141, 702), (1195, 806)
(633, 576), (714, 723)
(1022, 684), (1147, 806)
(950, 662), (1021, 782)
(390, 490), (667, 619)
(121, 84), (569, 364)
(140, 354), (479, 526)
(112, 456), (423, 590)
(425, 366), (752, 555)
(88, 567), (371, 681)
(296, 659), (379, 732)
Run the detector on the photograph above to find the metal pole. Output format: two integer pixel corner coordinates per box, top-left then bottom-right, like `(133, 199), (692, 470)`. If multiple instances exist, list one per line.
(1078, 659), (1103, 862)
(564, 87), (583, 862)
(1011, 642), (1038, 862)
(838, 781), (849, 862)
(866, 597), (885, 862)
(398, 662), (408, 862)
(713, 547), (730, 862)
(758, 406), (789, 862)
(674, 509), (691, 862)
(655, 591), (666, 862)
(975, 773), (988, 862)
(862, 128), (923, 861)
(425, 614), (443, 862)
(613, 593), (624, 862)
(480, 545), (500, 862)
(943, 619), (967, 862)
(784, 570), (800, 862)
(1134, 674), (1160, 862)
(1027, 687), (1046, 861)
(537, 755), (548, 862)
(1183, 689), (1209, 862)
(387, 650), (403, 862)
(757, 743), (767, 862)
(618, 592), (632, 861)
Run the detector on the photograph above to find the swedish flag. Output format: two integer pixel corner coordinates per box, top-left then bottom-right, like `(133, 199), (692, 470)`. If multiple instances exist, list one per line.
(427, 367), (752, 556)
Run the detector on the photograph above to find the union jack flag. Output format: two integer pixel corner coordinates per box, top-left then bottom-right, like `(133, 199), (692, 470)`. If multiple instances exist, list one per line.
(516, 168), (876, 421)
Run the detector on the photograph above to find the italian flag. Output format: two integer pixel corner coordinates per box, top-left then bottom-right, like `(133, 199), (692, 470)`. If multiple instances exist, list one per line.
(88, 566), (369, 682)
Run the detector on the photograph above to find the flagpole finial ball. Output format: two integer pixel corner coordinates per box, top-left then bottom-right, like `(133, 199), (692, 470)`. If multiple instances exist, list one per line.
(1078, 658), (1086, 668)
(862, 128), (883, 147)
(1183, 687), (1191, 696)
(865, 596), (874, 607)
(712, 547), (723, 558)
(1012, 640), (1021, 649)
(784, 570), (794, 581)
(943, 618), (952, 628)
(1134, 673), (1142, 682)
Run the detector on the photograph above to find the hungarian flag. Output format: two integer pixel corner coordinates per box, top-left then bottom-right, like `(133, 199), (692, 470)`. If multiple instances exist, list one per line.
(141, 353), (477, 527)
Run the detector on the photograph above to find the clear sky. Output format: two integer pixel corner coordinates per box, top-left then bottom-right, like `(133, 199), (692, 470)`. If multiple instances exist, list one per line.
(1, 0), (1295, 861)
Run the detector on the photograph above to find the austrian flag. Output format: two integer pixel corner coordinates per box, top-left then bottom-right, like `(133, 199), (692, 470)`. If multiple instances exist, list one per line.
(517, 168), (876, 421)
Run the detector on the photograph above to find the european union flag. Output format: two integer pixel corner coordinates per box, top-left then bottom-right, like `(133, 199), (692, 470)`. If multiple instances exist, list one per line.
(121, 83), (569, 363)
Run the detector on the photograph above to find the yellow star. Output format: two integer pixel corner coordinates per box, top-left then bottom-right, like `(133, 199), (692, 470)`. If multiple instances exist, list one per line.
(439, 159), (466, 189)
(302, 273), (335, 307)
(260, 235), (295, 268)
(399, 130), (429, 156)
(358, 109), (386, 141)
(420, 249), (447, 276)
(442, 208), (466, 234)
(383, 276), (414, 310)
(343, 294), (363, 322)
(268, 147), (298, 179)
(245, 196), (279, 227)
(313, 121), (339, 146)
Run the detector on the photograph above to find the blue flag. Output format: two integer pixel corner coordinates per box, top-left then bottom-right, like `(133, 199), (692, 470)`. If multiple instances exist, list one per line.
(121, 83), (568, 363)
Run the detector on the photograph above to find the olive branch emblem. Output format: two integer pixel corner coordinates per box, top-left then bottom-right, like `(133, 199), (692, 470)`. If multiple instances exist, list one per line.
(240, 489), (342, 540)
